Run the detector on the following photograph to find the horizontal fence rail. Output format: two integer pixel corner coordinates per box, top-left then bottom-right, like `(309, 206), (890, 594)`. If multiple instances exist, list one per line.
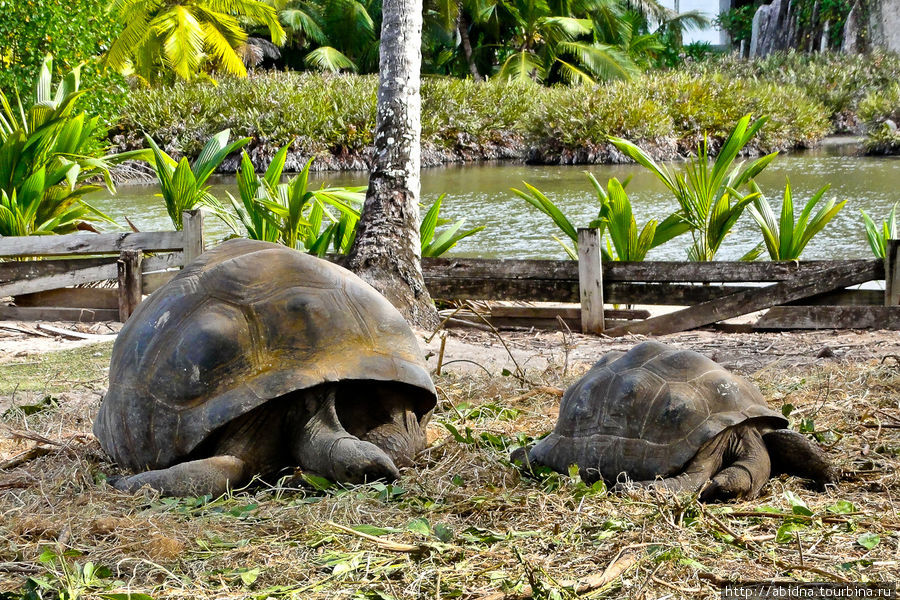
(0, 222), (898, 333)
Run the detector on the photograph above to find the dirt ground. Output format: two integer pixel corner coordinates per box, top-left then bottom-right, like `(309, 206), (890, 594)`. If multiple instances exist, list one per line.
(0, 321), (898, 599)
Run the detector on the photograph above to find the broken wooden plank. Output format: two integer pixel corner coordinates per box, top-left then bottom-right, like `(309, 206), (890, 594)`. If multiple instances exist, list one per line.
(0, 306), (118, 322)
(754, 306), (900, 330)
(183, 209), (206, 264)
(117, 250), (143, 322)
(0, 253), (182, 298)
(0, 257), (114, 284)
(886, 239), (900, 306)
(605, 261), (879, 337)
(489, 305), (650, 320)
(419, 257), (884, 283)
(13, 288), (118, 309)
(36, 324), (117, 340)
(0, 231), (185, 258)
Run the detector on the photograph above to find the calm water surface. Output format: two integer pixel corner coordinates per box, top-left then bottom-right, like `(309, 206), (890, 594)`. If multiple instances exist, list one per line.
(88, 142), (900, 260)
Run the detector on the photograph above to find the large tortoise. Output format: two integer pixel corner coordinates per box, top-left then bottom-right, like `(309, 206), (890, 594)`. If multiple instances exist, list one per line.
(94, 239), (436, 497)
(515, 341), (836, 500)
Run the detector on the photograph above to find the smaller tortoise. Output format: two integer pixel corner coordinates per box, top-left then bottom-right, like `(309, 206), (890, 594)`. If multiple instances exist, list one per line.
(514, 341), (836, 500)
(94, 239), (436, 497)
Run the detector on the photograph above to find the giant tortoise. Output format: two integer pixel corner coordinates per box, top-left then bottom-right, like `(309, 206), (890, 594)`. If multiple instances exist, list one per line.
(514, 341), (837, 500)
(94, 239), (436, 497)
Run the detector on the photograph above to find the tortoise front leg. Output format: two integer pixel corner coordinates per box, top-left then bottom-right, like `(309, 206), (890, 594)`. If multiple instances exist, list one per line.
(291, 385), (400, 484)
(700, 425), (771, 501)
(109, 455), (249, 497)
(616, 431), (727, 496)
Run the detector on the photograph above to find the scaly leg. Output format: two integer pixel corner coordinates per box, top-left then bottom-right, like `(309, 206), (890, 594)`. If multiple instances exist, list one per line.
(110, 455), (248, 497)
(292, 385), (400, 483)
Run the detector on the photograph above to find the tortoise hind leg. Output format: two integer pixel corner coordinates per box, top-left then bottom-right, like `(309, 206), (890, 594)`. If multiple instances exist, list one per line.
(109, 455), (249, 497)
(700, 425), (771, 501)
(763, 429), (838, 487)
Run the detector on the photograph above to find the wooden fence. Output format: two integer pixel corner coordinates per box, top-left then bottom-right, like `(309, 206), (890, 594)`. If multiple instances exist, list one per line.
(1, 218), (898, 335)
(0, 210), (205, 322)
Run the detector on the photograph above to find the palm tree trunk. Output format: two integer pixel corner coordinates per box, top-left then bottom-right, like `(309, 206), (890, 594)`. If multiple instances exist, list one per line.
(457, 11), (482, 80)
(346, 0), (438, 328)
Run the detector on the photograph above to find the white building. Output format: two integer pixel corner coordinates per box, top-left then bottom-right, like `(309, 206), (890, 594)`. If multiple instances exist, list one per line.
(658, 0), (731, 45)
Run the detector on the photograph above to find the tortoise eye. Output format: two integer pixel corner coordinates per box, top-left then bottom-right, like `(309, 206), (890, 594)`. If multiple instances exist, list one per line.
(146, 302), (252, 408)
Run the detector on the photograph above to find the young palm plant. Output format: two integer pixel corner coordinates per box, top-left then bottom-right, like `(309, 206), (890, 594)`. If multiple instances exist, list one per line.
(229, 146), (364, 254)
(420, 195), (485, 257)
(511, 172), (688, 260)
(609, 114), (777, 261)
(0, 55), (142, 237)
(747, 179), (846, 260)
(231, 145), (484, 256)
(145, 130), (250, 230)
(860, 203), (898, 258)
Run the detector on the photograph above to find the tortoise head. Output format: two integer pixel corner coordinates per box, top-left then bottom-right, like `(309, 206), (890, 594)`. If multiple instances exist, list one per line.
(335, 381), (432, 468)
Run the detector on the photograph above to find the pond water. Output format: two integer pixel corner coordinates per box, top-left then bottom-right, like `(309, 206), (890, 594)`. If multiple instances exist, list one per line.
(88, 140), (900, 261)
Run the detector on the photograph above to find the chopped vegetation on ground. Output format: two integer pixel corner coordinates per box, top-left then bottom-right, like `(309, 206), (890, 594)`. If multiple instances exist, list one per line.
(0, 336), (897, 599)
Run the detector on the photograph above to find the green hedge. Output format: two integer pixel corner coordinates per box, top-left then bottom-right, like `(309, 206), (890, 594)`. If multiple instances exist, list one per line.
(0, 0), (125, 125)
(687, 50), (900, 130)
(116, 70), (829, 167)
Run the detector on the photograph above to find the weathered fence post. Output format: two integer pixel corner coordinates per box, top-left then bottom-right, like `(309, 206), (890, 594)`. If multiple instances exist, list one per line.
(886, 239), (900, 306)
(183, 209), (206, 265)
(577, 227), (604, 334)
(117, 250), (143, 322)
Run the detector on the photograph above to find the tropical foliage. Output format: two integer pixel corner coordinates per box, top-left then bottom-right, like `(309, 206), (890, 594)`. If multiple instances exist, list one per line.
(229, 146), (365, 254)
(0, 0), (125, 125)
(0, 56), (137, 237)
(609, 114), (777, 261)
(264, 0), (379, 72)
(230, 143), (483, 256)
(860, 203), (898, 259)
(747, 179), (846, 260)
(511, 172), (688, 261)
(106, 0), (287, 82)
(263, 0), (708, 82)
(117, 70), (829, 170)
(144, 129), (249, 230)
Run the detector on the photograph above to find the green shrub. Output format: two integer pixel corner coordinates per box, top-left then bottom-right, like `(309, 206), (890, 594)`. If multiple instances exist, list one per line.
(117, 70), (829, 167)
(526, 81), (675, 152)
(0, 0), (126, 127)
(687, 51), (900, 127)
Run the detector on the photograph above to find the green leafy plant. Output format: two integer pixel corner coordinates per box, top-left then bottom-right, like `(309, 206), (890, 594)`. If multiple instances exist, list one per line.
(0, 55), (138, 237)
(860, 202), (898, 258)
(144, 129), (249, 230)
(609, 114), (777, 261)
(511, 172), (687, 260)
(747, 179), (846, 260)
(229, 145), (480, 256)
(420, 195), (485, 257)
(229, 145), (364, 255)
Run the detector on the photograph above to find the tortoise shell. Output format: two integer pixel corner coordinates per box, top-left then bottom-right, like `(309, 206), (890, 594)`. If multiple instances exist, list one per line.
(94, 239), (436, 472)
(529, 341), (787, 482)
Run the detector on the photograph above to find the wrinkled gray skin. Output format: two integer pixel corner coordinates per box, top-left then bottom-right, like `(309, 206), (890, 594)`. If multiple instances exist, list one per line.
(513, 341), (838, 501)
(110, 381), (427, 497)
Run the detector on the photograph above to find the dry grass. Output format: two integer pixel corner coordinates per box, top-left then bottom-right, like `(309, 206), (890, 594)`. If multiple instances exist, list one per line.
(0, 338), (898, 599)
